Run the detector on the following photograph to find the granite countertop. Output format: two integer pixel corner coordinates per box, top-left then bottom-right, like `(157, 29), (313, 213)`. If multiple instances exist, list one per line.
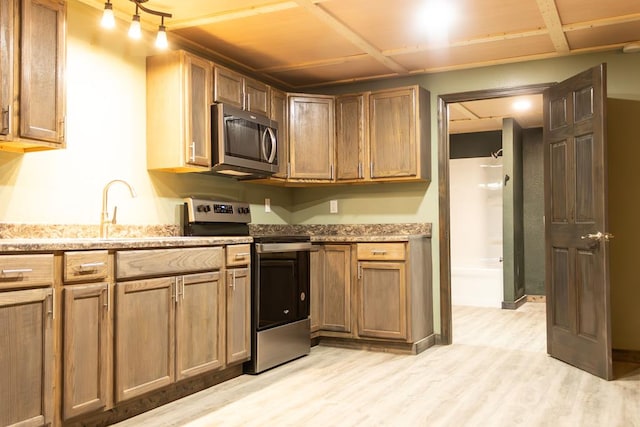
(0, 222), (432, 252)
(0, 236), (252, 252)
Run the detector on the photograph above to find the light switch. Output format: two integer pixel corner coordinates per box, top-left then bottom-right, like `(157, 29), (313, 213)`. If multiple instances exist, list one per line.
(330, 200), (338, 214)
(265, 198), (271, 213)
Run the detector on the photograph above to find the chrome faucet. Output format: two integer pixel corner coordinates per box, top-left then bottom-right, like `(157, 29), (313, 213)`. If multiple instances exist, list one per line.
(100, 179), (137, 238)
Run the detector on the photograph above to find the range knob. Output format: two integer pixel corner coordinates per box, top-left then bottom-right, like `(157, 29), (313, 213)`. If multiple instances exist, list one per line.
(203, 205), (212, 212)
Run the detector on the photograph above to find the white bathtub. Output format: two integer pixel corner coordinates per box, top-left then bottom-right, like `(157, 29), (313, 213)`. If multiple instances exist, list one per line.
(451, 263), (503, 308)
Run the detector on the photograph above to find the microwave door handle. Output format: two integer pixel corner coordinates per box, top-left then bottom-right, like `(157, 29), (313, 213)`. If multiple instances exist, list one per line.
(261, 128), (269, 161)
(262, 127), (277, 164)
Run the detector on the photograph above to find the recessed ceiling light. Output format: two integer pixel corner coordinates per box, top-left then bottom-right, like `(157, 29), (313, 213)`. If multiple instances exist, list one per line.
(513, 99), (532, 111)
(416, 0), (456, 42)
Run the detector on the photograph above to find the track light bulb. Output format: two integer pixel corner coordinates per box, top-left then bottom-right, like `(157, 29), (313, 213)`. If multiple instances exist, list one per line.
(155, 25), (168, 49)
(101, 1), (115, 29)
(128, 14), (141, 39)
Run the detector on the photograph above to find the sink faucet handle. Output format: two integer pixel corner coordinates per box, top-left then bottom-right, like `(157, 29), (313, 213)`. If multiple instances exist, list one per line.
(112, 206), (118, 225)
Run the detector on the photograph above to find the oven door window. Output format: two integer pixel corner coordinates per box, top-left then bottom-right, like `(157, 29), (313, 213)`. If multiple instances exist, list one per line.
(258, 259), (303, 330)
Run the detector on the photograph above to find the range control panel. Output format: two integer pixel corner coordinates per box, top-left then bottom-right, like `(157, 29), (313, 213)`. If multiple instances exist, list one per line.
(185, 197), (252, 223)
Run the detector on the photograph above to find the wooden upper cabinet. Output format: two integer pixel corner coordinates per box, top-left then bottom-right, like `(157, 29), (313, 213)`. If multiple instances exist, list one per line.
(369, 86), (430, 181)
(289, 94), (335, 181)
(1, 0), (66, 151)
(214, 66), (269, 116)
(336, 94), (367, 181)
(270, 88), (289, 179)
(20, 0), (66, 145)
(0, 0), (14, 141)
(146, 50), (213, 172)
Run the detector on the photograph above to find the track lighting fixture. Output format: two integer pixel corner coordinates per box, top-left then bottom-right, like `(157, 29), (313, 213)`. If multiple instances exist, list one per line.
(101, 1), (115, 28)
(100, 0), (172, 49)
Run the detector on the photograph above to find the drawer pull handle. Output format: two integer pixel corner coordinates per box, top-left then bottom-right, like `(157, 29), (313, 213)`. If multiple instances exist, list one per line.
(371, 250), (387, 255)
(234, 252), (250, 258)
(78, 262), (106, 270)
(1, 268), (33, 275)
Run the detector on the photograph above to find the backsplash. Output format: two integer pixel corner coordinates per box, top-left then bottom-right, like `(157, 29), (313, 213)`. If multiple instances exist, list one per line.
(249, 223), (431, 237)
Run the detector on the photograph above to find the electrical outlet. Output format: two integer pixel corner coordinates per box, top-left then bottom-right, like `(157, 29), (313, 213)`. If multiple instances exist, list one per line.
(265, 198), (271, 213)
(330, 200), (338, 214)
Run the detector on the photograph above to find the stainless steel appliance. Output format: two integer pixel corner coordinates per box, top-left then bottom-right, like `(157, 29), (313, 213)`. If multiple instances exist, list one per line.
(182, 197), (312, 374)
(209, 103), (278, 179)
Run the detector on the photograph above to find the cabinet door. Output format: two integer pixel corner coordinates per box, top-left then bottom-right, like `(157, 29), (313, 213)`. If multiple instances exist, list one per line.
(226, 268), (251, 365)
(185, 53), (212, 168)
(0, 288), (53, 427)
(115, 277), (174, 402)
(322, 245), (351, 333)
(336, 94), (366, 181)
(270, 89), (289, 179)
(369, 87), (416, 179)
(20, 0), (65, 143)
(245, 77), (269, 116)
(214, 66), (244, 109)
(176, 272), (224, 380)
(0, 0), (14, 139)
(358, 261), (407, 340)
(63, 283), (110, 419)
(309, 247), (323, 333)
(289, 95), (335, 180)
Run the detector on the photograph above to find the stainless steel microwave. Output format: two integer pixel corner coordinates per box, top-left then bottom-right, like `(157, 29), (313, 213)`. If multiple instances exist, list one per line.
(210, 103), (278, 179)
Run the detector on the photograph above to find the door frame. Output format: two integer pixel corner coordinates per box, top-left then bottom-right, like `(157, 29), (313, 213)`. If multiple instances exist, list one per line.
(437, 83), (553, 344)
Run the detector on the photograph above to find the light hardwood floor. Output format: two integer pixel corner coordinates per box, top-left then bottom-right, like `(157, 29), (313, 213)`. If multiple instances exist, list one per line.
(114, 303), (640, 427)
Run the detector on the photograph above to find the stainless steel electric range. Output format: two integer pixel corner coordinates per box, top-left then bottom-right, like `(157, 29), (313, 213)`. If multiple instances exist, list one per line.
(182, 197), (313, 374)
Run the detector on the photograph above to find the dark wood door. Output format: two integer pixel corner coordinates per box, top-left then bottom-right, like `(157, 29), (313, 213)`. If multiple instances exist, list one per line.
(544, 63), (612, 379)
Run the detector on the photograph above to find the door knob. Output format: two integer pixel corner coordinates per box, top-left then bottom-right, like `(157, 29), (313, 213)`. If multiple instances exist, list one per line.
(580, 231), (614, 242)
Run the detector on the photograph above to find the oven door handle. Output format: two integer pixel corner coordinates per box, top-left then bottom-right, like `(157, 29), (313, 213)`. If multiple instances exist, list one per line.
(255, 242), (318, 253)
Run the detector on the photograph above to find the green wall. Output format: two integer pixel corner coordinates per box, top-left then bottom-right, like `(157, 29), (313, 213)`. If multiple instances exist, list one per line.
(292, 51), (640, 333)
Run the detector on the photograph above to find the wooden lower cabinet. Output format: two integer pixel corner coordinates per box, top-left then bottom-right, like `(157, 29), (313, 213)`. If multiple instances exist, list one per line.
(63, 282), (110, 419)
(0, 287), (54, 427)
(176, 272), (225, 379)
(358, 261), (407, 340)
(309, 248), (323, 333)
(116, 271), (226, 402)
(115, 277), (175, 403)
(312, 239), (433, 353)
(226, 267), (251, 365)
(321, 245), (351, 333)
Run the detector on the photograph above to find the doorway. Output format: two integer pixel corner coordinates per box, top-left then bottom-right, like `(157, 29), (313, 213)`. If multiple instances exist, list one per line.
(437, 83), (552, 344)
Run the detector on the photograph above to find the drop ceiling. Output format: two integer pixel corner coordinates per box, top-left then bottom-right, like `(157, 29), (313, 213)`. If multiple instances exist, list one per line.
(81, 0), (640, 89)
(78, 0), (638, 133)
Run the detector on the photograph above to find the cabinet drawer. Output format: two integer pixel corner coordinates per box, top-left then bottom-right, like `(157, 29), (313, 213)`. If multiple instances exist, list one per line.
(356, 243), (406, 261)
(64, 250), (109, 283)
(116, 247), (224, 279)
(0, 254), (54, 289)
(226, 244), (251, 267)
